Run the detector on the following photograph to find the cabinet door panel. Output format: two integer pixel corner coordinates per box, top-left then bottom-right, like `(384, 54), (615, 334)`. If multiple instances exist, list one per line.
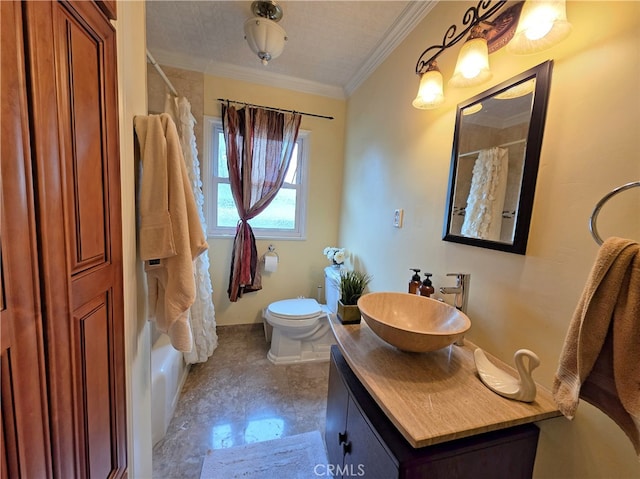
(0, 2), (52, 478)
(326, 352), (350, 477)
(75, 292), (114, 478)
(344, 397), (398, 479)
(23, 1), (127, 476)
(59, 4), (109, 274)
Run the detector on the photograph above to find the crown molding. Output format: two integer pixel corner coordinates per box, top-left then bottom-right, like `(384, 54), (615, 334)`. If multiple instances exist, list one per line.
(345, 1), (438, 96)
(204, 61), (346, 100)
(148, 49), (210, 75)
(150, 48), (346, 99)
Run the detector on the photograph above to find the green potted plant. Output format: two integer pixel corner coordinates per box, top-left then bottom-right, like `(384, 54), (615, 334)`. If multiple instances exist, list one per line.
(337, 270), (372, 324)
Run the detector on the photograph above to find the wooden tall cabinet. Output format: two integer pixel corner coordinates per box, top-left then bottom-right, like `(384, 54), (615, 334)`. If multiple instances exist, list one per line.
(1, 1), (127, 477)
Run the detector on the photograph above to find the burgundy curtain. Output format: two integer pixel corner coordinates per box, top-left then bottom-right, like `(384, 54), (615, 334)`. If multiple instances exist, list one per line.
(222, 105), (302, 301)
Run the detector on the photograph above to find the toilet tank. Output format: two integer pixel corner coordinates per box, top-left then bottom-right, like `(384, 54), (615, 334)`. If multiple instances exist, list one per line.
(324, 266), (341, 313)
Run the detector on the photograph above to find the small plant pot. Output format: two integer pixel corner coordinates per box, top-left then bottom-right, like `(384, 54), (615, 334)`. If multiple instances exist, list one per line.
(337, 300), (361, 324)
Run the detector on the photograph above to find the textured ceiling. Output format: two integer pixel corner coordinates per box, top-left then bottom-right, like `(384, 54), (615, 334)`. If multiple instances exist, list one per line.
(146, 1), (436, 98)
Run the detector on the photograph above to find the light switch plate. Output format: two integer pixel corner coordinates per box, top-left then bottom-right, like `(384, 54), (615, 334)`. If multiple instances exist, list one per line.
(393, 209), (404, 228)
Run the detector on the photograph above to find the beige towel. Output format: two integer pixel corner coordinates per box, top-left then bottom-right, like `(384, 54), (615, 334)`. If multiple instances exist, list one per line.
(553, 237), (640, 456)
(134, 114), (208, 352)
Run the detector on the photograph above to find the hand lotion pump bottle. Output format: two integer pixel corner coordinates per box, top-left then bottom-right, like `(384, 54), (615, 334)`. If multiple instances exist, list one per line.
(408, 268), (421, 294)
(419, 273), (435, 298)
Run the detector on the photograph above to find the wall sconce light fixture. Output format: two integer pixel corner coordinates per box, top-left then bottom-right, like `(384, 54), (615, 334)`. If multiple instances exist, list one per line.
(244, 1), (288, 66)
(413, 0), (571, 109)
(507, 0), (572, 53)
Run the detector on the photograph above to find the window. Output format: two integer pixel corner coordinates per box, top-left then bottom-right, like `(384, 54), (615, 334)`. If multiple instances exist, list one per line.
(203, 116), (308, 239)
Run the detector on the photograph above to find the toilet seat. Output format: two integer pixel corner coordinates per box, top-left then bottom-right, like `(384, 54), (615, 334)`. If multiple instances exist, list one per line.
(267, 298), (323, 321)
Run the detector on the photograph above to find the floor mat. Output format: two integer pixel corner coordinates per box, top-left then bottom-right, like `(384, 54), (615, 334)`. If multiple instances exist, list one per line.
(200, 430), (328, 479)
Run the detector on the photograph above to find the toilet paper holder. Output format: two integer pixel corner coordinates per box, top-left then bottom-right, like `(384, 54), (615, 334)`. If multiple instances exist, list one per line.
(264, 244), (279, 260)
(263, 244), (279, 272)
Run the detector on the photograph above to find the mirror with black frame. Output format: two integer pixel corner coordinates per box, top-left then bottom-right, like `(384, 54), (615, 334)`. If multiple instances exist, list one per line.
(443, 60), (553, 255)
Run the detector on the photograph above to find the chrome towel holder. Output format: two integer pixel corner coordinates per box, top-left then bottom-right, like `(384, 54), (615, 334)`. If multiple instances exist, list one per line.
(589, 180), (640, 245)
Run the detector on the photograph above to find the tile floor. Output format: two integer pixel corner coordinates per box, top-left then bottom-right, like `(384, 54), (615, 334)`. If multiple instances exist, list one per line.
(152, 324), (330, 478)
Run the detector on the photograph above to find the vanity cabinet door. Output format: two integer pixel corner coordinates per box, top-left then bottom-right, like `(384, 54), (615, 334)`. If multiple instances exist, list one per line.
(326, 349), (350, 477)
(344, 397), (398, 479)
(328, 346), (399, 479)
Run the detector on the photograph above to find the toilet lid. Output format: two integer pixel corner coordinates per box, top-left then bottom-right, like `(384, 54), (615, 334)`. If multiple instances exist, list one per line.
(268, 298), (323, 320)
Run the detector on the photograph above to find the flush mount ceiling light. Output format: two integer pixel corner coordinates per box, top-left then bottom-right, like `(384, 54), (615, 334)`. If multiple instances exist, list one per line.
(412, 0), (571, 110)
(244, 1), (288, 66)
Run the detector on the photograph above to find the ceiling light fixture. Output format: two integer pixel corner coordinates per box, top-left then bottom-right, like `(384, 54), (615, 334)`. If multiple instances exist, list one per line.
(244, 1), (288, 66)
(413, 0), (571, 110)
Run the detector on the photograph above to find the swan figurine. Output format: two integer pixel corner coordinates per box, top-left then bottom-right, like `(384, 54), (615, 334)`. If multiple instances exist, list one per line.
(473, 348), (540, 403)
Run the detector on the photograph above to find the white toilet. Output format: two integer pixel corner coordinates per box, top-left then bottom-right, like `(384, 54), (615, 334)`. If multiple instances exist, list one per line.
(263, 267), (340, 365)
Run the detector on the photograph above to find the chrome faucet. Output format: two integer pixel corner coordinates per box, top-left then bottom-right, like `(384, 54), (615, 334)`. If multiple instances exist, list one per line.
(439, 273), (471, 314)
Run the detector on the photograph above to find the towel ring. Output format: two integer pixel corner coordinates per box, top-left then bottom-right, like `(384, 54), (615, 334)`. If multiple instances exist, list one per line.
(589, 181), (640, 245)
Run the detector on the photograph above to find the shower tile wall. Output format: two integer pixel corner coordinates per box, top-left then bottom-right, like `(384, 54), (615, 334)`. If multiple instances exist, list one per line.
(152, 324), (330, 479)
(147, 64), (205, 155)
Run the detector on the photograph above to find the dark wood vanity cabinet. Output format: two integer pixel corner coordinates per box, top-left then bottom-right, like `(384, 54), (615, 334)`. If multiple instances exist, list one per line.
(326, 346), (541, 479)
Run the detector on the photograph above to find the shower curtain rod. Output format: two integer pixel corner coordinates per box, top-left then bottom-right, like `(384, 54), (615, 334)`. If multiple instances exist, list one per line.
(217, 98), (334, 120)
(458, 138), (526, 158)
(146, 49), (178, 97)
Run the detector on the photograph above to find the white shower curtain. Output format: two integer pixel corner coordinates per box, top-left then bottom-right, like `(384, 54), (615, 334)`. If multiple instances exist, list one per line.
(461, 146), (509, 241)
(165, 95), (218, 364)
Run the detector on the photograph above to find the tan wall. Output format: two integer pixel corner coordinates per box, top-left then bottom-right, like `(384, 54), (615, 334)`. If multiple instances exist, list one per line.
(202, 77), (347, 325)
(115, 2), (152, 477)
(342, 1), (639, 477)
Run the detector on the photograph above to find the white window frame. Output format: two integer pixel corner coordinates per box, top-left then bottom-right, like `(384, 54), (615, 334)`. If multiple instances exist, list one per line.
(202, 116), (308, 239)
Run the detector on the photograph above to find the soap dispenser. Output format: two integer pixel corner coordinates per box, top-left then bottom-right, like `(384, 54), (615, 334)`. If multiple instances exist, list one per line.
(419, 273), (435, 298)
(408, 268), (421, 294)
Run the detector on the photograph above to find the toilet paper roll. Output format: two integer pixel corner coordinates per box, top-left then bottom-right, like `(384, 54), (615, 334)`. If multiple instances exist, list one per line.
(264, 254), (278, 273)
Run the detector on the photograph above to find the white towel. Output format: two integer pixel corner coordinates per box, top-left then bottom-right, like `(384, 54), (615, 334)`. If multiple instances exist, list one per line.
(134, 114), (208, 352)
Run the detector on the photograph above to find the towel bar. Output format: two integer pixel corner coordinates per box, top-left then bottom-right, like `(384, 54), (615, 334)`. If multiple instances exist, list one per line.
(589, 181), (640, 245)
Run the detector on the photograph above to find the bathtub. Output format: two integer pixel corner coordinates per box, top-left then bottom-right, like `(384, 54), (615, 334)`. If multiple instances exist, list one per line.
(151, 333), (189, 445)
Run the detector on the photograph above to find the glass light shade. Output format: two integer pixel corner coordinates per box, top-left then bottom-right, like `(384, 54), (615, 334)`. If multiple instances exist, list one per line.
(244, 17), (287, 65)
(412, 69), (445, 109)
(449, 37), (492, 88)
(507, 0), (572, 54)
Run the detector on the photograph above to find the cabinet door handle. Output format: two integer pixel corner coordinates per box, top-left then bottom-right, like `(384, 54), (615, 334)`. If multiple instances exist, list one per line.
(342, 441), (352, 455)
(338, 431), (347, 445)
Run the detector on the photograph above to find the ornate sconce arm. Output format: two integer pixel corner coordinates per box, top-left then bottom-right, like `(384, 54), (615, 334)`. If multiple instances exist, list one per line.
(414, 0), (508, 75)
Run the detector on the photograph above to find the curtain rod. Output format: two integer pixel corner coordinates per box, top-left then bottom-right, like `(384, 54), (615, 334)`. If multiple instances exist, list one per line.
(458, 138), (526, 158)
(217, 98), (333, 120)
(146, 49), (178, 97)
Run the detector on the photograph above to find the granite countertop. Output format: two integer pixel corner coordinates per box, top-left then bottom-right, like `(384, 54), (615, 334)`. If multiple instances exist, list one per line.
(329, 314), (561, 448)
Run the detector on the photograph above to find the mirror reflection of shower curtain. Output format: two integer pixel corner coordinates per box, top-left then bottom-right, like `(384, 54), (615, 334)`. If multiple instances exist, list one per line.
(165, 95), (218, 364)
(461, 147), (509, 241)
